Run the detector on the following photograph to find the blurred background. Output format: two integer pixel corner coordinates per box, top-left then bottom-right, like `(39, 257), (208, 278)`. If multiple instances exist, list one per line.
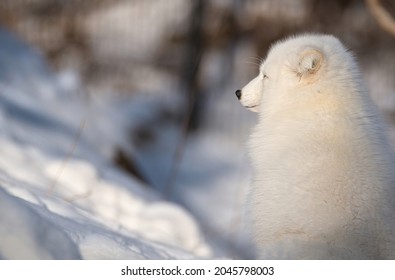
(0, 0), (395, 259)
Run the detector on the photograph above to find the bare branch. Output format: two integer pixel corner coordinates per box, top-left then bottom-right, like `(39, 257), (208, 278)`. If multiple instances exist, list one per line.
(366, 0), (395, 37)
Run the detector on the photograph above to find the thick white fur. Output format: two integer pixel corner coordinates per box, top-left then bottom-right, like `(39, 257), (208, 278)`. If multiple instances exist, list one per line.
(239, 34), (395, 259)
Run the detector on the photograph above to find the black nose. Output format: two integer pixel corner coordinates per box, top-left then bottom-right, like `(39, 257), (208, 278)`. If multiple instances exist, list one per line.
(235, 89), (241, 100)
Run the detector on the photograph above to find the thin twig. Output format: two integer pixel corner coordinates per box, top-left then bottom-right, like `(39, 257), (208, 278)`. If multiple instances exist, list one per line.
(366, 0), (395, 37)
(163, 0), (205, 199)
(49, 118), (87, 194)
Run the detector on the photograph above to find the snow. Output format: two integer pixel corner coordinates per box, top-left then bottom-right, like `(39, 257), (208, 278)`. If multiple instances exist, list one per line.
(0, 188), (80, 259)
(0, 28), (215, 259)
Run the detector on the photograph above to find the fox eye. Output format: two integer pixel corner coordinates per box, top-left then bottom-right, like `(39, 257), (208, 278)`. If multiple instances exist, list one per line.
(263, 74), (269, 79)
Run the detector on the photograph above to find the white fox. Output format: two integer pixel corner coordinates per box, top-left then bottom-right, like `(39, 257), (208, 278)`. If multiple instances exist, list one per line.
(236, 34), (395, 259)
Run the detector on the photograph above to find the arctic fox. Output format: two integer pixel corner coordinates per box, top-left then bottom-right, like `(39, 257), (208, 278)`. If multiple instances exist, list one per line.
(236, 34), (395, 259)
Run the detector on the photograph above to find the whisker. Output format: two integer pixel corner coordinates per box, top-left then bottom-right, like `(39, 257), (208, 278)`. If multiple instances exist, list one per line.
(244, 56), (265, 68)
(244, 61), (261, 67)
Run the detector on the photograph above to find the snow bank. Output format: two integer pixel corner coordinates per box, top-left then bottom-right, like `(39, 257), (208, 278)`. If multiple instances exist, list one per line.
(0, 28), (212, 259)
(0, 188), (81, 259)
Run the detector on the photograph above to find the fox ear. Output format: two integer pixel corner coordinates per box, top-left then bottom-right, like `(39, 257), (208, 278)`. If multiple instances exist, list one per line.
(295, 49), (324, 78)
